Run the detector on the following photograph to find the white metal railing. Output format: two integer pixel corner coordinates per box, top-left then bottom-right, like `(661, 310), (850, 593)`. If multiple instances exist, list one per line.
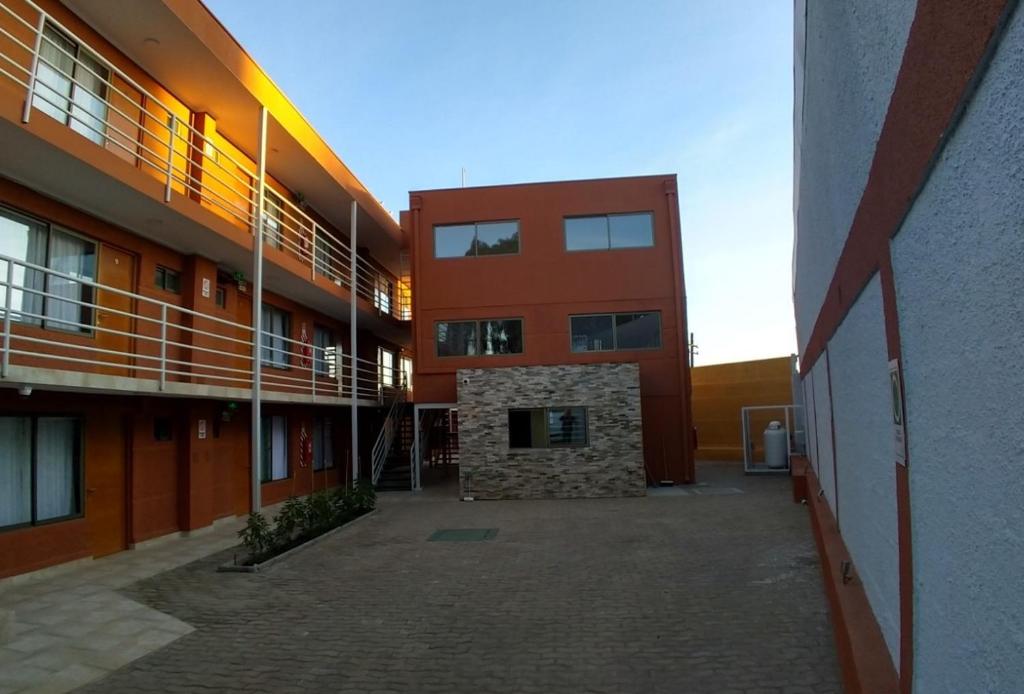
(0, 0), (411, 322)
(370, 386), (407, 485)
(0, 253), (401, 401)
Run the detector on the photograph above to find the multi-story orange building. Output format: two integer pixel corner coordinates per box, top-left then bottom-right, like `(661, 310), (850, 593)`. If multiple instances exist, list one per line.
(0, 0), (412, 578)
(403, 176), (693, 498)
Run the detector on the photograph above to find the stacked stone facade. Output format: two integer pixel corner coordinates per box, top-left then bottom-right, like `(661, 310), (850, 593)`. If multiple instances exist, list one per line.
(456, 363), (645, 499)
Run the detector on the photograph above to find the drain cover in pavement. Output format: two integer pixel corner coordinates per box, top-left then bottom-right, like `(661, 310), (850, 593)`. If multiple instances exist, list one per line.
(428, 528), (498, 542)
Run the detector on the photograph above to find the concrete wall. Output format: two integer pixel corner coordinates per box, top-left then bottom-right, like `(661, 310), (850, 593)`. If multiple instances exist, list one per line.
(808, 353), (835, 516)
(827, 275), (899, 664)
(892, 9), (1024, 691)
(793, 0), (917, 353)
(691, 356), (793, 461)
(457, 363), (645, 499)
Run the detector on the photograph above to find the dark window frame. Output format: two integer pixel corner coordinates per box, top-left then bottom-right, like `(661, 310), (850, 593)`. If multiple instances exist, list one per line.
(507, 406), (589, 449)
(433, 220), (521, 258)
(0, 414), (84, 533)
(312, 416), (335, 471)
(153, 416), (173, 442)
(260, 414), (290, 482)
(563, 211), (655, 252)
(569, 311), (662, 353)
(154, 265), (181, 294)
(434, 318), (525, 358)
(260, 303), (292, 369)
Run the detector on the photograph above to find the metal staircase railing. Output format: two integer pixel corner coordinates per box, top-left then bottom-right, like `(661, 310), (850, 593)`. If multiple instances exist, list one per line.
(371, 385), (406, 485)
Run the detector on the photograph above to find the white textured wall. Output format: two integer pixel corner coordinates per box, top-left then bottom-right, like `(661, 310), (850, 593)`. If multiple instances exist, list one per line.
(827, 274), (899, 665)
(809, 354), (835, 516)
(892, 9), (1024, 693)
(793, 0), (917, 355)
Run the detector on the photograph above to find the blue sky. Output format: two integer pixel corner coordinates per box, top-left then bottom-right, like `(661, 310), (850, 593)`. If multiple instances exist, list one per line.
(206, 0), (795, 366)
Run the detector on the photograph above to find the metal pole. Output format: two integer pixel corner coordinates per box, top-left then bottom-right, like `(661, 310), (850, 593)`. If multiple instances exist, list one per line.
(310, 225), (318, 282)
(164, 114), (177, 202)
(22, 13), (46, 123)
(2, 261), (13, 377)
(350, 200), (359, 484)
(250, 106), (268, 513)
(412, 404), (421, 491)
(158, 304), (167, 390)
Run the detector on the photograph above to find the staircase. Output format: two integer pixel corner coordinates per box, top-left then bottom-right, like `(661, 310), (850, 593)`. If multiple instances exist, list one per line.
(376, 406), (414, 491)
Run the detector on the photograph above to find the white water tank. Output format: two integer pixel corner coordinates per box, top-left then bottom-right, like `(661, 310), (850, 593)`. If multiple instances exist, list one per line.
(764, 421), (789, 469)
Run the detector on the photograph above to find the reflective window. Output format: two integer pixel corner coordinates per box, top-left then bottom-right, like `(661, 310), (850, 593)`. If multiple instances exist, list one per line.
(0, 416), (82, 529)
(508, 407), (589, 448)
(435, 321), (479, 357)
(570, 312), (661, 352)
(436, 319), (523, 357)
(564, 212), (654, 251)
(434, 221), (519, 257)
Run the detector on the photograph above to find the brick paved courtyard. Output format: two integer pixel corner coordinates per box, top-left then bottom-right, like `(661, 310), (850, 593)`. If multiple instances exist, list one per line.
(80, 463), (840, 694)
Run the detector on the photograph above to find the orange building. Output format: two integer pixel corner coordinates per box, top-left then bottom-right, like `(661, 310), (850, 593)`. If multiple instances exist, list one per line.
(0, 0), (410, 578)
(404, 176), (694, 497)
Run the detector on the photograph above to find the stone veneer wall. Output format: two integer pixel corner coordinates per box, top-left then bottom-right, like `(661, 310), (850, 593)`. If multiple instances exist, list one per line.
(456, 363), (645, 499)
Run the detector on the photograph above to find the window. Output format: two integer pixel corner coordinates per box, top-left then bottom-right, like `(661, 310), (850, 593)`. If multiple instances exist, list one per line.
(435, 319), (523, 357)
(313, 325), (334, 376)
(0, 416), (82, 529)
(508, 407), (588, 448)
(154, 265), (181, 293)
(374, 276), (393, 315)
(215, 285), (227, 309)
(378, 347), (395, 388)
(260, 415), (288, 482)
(0, 208), (97, 333)
(261, 304), (290, 368)
(434, 221), (519, 258)
(565, 212), (654, 251)
(400, 356), (413, 390)
(33, 24), (109, 146)
(570, 312), (661, 352)
(153, 417), (173, 442)
(263, 191), (283, 248)
(312, 417), (334, 471)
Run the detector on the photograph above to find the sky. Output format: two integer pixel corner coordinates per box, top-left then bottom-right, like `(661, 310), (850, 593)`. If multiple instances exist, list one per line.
(205, 0), (796, 366)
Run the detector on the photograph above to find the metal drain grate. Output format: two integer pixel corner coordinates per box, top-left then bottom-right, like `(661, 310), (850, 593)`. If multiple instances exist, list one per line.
(428, 528), (499, 542)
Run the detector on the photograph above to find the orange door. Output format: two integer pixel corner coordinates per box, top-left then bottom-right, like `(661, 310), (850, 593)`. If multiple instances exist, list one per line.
(95, 244), (135, 375)
(86, 413), (127, 557)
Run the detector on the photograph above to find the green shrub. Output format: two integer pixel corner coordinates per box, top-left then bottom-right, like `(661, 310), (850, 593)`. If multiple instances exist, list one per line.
(304, 490), (335, 535)
(349, 481), (377, 513)
(238, 512), (274, 561)
(273, 497), (306, 545)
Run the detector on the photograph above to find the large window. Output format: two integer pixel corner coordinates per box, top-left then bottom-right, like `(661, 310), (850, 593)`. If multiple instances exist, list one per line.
(261, 304), (291, 368)
(0, 416), (82, 529)
(434, 221), (519, 258)
(508, 407), (588, 449)
(312, 417), (334, 471)
(374, 277), (393, 314)
(313, 325), (334, 376)
(570, 312), (661, 352)
(435, 319), (523, 357)
(564, 212), (654, 251)
(263, 191), (284, 249)
(0, 208), (97, 334)
(378, 346), (396, 388)
(33, 24), (109, 146)
(260, 415), (288, 482)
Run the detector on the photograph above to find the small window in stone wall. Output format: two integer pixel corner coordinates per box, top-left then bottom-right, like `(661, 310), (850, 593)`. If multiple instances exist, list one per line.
(508, 407), (588, 448)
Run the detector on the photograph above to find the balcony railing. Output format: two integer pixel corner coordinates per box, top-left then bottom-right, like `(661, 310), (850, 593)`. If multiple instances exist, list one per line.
(0, 253), (403, 402)
(0, 0), (410, 321)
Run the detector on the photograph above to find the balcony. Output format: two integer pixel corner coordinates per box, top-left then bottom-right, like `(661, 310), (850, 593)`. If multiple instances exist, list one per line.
(0, 251), (403, 405)
(0, 0), (410, 336)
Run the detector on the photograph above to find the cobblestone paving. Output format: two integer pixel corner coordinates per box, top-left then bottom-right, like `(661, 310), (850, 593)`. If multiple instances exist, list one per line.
(80, 464), (841, 694)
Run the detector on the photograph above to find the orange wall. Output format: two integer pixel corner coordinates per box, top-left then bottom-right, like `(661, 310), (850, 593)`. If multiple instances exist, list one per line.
(408, 175), (694, 483)
(691, 356), (794, 461)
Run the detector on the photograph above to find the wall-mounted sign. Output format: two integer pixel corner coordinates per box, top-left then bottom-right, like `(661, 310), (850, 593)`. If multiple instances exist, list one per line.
(198, 418), (208, 440)
(201, 277), (211, 298)
(889, 359), (906, 466)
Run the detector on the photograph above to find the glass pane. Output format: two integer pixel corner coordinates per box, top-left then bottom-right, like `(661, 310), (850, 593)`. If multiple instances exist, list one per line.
(45, 230), (95, 333)
(436, 321), (477, 356)
(570, 315), (614, 352)
(565, 216), (608, 251)
(35, 417), (79, 521)
(548, 407), (587, 446)
(379, 348), (395, 386)
(271, 416), (288, 480)
(0, 210), (46, 324)
(609, 212), (654, 248)
(312, 418), (324, 471)
(615, 312), (662, 350)
(33, 26), (75, 124)
(507, 409), (534, 449)
(260, 416), (272, 481)
(314, 326), (332, 375)
(480, 319), (523, 355)
(0, 417), (32, 527)
(434, 224), (476, 258)
(475, 221), (519, 256)
(70, 53), (108, 145)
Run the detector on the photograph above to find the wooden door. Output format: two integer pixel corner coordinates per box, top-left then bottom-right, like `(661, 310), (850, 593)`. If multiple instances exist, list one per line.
(86, 412), (127, 557)
(95, 244), (135, 376)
